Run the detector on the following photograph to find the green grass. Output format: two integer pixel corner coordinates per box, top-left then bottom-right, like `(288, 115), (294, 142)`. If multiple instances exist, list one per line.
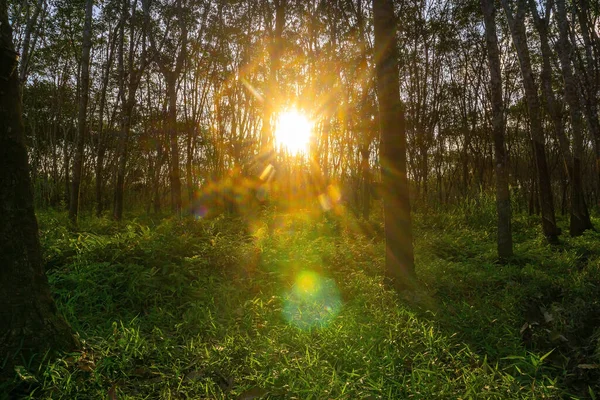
(4, 205), (600, 399)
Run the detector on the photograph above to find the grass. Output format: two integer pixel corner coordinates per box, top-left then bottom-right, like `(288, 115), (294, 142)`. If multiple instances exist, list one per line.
(3, 202), (600, 399)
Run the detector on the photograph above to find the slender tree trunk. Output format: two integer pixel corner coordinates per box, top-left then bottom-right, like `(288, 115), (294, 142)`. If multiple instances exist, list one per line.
(96, 25), (116, 217)
(186, 123), (194, 204)
(113, 99), (133, 221)
(63, 126), (70, 208)
(555, 0), (593, 235)
(69, 0), (93, 224)
(18, 0), (43, 85)
(501, 0), (560, 242)
(373, 0), (416, 290)
(482, 0), (513, 260)
(167, 75), (182, 214)
(360, 144), (371, 219)
(0, 2), (77, 379)
(574, 0), (600, 209)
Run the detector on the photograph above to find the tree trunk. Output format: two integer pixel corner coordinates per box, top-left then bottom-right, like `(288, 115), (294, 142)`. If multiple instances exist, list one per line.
(501, 0), (560, 242)
(574, 0), (600, 208)
(373, 0), (416, 290)
(481, 0), (513, 260)
(18, 0), (43, 85)
(360, 144), (371, 220)
(555, 0), (593, 235)
(95, 24), (117, 217)
(0, 2), (77, 380)
(69, 0), (93, 224)
(167, 75), (182, 214)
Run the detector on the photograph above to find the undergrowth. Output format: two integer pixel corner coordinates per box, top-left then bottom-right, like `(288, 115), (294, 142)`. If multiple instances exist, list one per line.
(2, 205), (599, 399)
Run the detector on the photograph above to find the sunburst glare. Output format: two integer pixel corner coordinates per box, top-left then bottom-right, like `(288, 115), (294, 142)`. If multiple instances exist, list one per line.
(274, 109), (312, 155)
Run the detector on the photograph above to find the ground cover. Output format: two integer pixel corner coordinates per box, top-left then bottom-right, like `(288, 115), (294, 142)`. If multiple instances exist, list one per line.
(4, 204), (600, 399)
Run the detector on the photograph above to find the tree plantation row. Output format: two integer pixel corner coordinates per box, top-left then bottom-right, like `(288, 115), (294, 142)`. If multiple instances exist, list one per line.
(8, 0), (598, 240)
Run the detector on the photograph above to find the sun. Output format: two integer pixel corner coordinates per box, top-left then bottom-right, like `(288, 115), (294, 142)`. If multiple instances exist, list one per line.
(274, 109), (312, 155)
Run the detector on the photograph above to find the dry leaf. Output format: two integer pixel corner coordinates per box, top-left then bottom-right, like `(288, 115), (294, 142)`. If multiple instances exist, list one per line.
(236, 387), (268, 400)
(577, 364), (600, 369)
(108, 384), (117, 400)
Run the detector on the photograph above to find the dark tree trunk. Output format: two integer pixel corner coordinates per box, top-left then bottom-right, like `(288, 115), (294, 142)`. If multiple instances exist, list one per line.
(0, 3), (77, 380)
(555, 0), (593, 235)
(167, 74), (182, 214)
(18, 0), (43, 85)
(113, 100), (132, 221)
(373, 0), (416, 290)
(360, 145), (371, 220)
(95, 21), (117, 217)
(69, 0), (93, 224)
(574, 0), (600, 209)
(501, 0), (560, 242)
(481, 0), (513, 260)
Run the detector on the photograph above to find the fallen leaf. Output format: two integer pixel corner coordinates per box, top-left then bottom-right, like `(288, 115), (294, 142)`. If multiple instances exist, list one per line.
(236, 387), (268, 400)
(577, 364), (600, 369)
(108, 384), (117, 400)
(184, 370), (205, 382)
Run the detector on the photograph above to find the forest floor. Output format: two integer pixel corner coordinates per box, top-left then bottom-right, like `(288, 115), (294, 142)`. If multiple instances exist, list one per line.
(4, 201), (600, 399)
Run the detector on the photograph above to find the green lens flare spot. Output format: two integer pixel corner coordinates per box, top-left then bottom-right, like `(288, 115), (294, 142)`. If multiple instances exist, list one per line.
(283, 270), (342, 330)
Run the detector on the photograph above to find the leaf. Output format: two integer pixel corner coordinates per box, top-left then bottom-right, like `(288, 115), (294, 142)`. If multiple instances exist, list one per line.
(236, 388), (269, 400)
(14, 366), (37, 383)
(549, 330), (568, 342)
(77, 359), (96, 372)
(577, 364), (600, 369)
(108, 384), (117, 400)
(184, 370), (205, 382)
(520, 322), (529, 334)
(539, 349), (554, 362)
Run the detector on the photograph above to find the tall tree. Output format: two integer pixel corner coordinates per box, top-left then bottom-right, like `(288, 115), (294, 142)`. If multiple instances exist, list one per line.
(18, 0), (44, 85)
(113, 0), (149, 221)
(554, 0), (593, 235)
(501, 0), (560, 243)
(481, 0), (513, 259)
(68, 0), (93, 223)
(146, 0), (188, 215)
(259, 0), (285, 183)
(0, 0), (76, 379)
(573, 0), (600, 207)
(373, 0), (415, 289)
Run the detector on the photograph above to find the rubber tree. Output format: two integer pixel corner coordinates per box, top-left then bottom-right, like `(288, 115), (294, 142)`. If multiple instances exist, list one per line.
(68, 0), (93, 224)
(373, 0), (416, 290)
(501, 0), (560, 243)
(0, 1), (77, 380)
(481, 0), (513, 260)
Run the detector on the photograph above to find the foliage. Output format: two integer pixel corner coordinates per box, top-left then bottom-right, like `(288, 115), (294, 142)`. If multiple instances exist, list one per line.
(4, 208), (599, 398)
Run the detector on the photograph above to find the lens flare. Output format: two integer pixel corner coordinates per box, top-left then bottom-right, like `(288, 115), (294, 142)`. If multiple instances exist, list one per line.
(283, 270), (342, 330)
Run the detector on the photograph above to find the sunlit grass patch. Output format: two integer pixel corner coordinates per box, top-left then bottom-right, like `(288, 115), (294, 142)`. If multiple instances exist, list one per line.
(6, 209), (597, 398)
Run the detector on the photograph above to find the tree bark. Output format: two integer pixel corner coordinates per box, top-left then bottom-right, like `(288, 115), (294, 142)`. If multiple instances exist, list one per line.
(167, 74), (182, 214)
(69, 0), (93, 224)
(554, 0), (593, 235)
(573, 0), (600, 209)
(113, 0), (146, 221)
(373, 0), (416, 290)
(481, 0), (513, 260)
(18, 0), (43, 85)
(501, 0), (560, 242)
(0, 2), (77, 380)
